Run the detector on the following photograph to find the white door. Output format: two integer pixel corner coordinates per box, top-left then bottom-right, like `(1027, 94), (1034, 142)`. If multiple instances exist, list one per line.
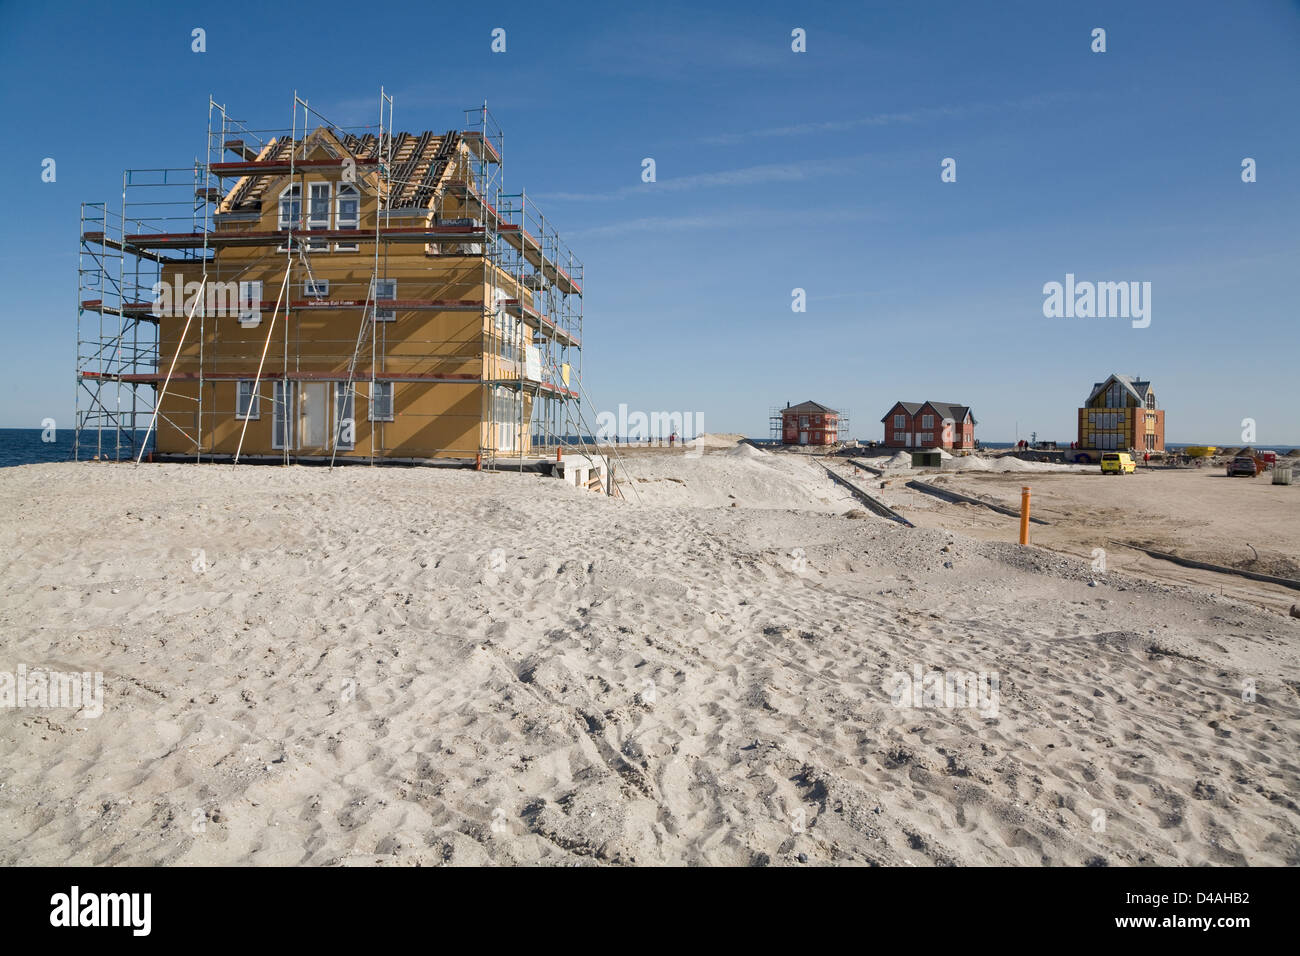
(300, 383), (327, 449)
(799, 430), (809, 445)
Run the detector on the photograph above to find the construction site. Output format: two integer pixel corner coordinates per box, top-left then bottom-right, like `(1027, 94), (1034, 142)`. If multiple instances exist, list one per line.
(76, 90), (603, 474)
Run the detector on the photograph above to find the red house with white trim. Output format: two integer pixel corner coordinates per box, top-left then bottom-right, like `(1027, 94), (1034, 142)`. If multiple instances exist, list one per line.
(881, 401), (976, 449)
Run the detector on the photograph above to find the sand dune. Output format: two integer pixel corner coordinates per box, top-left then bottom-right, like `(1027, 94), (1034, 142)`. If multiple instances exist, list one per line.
(0, 455), (1296, 865)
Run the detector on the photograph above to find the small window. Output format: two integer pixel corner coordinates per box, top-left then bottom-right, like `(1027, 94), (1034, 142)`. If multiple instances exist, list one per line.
(236, 380), (259, 420)
(922, 414), (934, 429)
(370, 381), (394, 421)
(278, 184), (302, 231)
(272, 380), (293, 449)
(307, 182), (330, 250)
(894, 414), (905, 429)
(374, 278), (396, 322)
(304, 279), (329, 299)
(278, 184), (302, 252)
(336, 184), (359, 251)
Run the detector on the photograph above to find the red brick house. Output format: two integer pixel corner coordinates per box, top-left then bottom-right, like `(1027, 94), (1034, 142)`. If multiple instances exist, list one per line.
(881, 401), (976, 449)
(780, 400), (840, 446)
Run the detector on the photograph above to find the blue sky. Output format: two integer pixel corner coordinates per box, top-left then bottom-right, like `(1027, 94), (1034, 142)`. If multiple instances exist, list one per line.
(2, 0), (1298, 443)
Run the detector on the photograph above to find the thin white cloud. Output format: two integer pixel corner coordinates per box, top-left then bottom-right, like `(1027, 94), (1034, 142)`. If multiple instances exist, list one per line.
(570, 214), (738, 238)
(538, 156), (853, 203)
(702, 93), (1073, 145)
(568, 204), (883, 239)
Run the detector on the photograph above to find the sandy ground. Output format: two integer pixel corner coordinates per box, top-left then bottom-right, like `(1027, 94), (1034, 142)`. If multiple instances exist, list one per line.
(874, 465), (1300, 615)
(1, 448), (1298, 866)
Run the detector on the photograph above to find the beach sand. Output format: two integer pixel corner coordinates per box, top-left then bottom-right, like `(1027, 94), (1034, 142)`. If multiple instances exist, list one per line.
(1, 449), (1297, 865)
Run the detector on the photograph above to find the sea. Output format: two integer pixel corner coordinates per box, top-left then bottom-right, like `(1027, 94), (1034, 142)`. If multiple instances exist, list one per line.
(0, 429), (1292, 468)
(0, 428), (153, 467)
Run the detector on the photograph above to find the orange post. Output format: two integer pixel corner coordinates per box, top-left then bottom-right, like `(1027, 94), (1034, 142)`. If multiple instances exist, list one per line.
(1019, 486), (1031, 545)
(557, 447), (563, 461)
(475, 453), (482, 471)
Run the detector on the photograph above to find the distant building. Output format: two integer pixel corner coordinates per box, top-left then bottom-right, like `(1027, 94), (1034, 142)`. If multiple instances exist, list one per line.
(779, 400), (841, 446)
(1077, 373), (1164, 456)
(881, 401), (976, 449)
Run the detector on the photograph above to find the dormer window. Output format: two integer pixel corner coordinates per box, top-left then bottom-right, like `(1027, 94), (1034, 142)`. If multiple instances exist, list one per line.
(307, 183), (331, 250)
(278, 184), (301, 231)
(336, 184), (359, 251)
(278, 184), (302, 251)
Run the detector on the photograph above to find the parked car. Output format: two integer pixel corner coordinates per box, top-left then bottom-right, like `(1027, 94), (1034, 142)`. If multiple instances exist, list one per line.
(1226, 455), (1258, 477)
(1101, 452), (1136, 474)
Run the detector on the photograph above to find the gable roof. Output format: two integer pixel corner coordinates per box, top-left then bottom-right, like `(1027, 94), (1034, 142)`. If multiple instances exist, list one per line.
(782, 400), (839, 416)
(880, 401), (924, 421)
(1087, 373), (1153, 406)
(220, 125), (463, 215)
(881, 401), (976, 425)
(923, 401), (976, 425)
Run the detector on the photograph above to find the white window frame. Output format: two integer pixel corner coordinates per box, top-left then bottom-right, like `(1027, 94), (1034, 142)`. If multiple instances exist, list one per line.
(333, 382), (355, 450)
(369, 381), (394, 422)
(894, 414), (905, 429)
(493, 385), (520, 453)
(272, 379), (294, 449)
(922, 414), (934, 429)
(374, 278), (396, 322)
(306, 182), (331, 251)
(278, 185), (301, 251)
(335, 184), (359, 251)
(278, 184), (302, 230)
(236, 380), (260, 420)
(304, 278), (329, 299)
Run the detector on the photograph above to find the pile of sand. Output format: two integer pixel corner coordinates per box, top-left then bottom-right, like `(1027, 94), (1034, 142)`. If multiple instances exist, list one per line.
(943, 456), (1087, 474)
(617, 445), (844, 510)
(690, 433), (745, 449)
(719, 442), (767, 459)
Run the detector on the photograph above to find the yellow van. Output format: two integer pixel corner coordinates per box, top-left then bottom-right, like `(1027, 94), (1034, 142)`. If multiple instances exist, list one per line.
(1100, 452), (1136, 474)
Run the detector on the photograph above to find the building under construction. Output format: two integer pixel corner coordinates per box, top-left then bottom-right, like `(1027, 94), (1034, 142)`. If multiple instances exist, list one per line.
(76, 91), (588, 467)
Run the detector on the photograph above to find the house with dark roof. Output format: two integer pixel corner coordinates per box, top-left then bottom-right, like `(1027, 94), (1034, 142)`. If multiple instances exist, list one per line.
(87, 104), (583, 465)
(779, 400), (841, 446)
(1076, 373), (1164, 459)
(881, 401), (976, 450)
